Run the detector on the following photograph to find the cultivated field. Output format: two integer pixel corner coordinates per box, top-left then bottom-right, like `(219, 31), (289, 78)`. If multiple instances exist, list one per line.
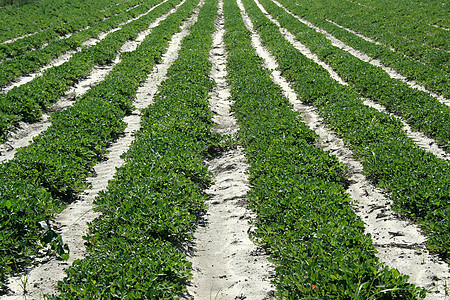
(0, 0), (449, 298)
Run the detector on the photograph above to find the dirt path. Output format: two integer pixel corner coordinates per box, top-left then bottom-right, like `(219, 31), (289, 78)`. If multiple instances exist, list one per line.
(0, 0), (182, 164)
(0, 1), (200, 297)
(239, 0), (450, 298)
(185, 1), (275, 298)
(253, 0), (449, 162)
(271, 0), (450, 107)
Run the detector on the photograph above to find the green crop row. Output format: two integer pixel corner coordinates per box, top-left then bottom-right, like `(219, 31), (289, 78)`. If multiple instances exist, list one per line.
(0, 0), (161, 88)
(243, 0), (450, 262)
(50, 0), (220, 297)
(222, 0), (423, 298)
(289, 0), (449, 73)
(0, 0), (199, 293)
(0, 0), (125, 42)
(261, 0), (450, 151)
(273, 0), (449, 99)
(0, 0), (181, 141)
(331, 0), (450, 50)
(354, 0), (449, 29)
(0, 0), (146, 60)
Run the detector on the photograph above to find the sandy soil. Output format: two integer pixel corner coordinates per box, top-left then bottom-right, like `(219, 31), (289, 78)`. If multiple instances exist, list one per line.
(430, 24), (450, 31)
(0, 0), (198, 298)
(185, 1), (275, 298)
(272, 0), (450, 107)
(241, 0), (450, 298)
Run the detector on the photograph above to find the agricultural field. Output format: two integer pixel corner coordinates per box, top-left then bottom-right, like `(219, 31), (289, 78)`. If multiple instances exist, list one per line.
(0, 0), (448, 298)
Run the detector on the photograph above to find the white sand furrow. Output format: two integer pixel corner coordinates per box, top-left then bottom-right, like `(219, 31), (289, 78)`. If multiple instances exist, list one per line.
(244, 0), (450, 298)
(1, 1), (200, 298)
(272, 0), (450, 107)
(430, 24), (450, 31)
(186, 1), (275, 298)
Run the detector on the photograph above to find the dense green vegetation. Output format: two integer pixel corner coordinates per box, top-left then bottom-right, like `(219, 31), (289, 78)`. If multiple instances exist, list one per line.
(288, 0), (450, 72)
(0, 0), (155, 87)
(243, 0), (450, 262)
(0, 0), (37, 9)
(261, 0), (450, 150)
(0, 0), (197, 291)
(274, 0), (450, 99)
(0, 0), (147, 61)
(0, 0), (181, 140)
(223, 0), (423, 298)
(0, 0), (125, 41)
(50, 0), (220, 297)
(0, 0), (447, 297)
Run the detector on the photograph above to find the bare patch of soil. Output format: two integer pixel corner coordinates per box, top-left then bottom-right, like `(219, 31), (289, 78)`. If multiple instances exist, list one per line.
(185, 1), (275, 298)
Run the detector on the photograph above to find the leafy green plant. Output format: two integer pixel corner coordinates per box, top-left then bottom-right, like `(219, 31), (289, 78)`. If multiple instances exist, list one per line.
(222, 0), (425, 297)
(245, 0), (450, 263)
(51, 0), (220, 297)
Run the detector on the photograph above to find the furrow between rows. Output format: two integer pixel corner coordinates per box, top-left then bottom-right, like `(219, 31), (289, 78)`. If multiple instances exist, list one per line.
(186, 0), (275, 297)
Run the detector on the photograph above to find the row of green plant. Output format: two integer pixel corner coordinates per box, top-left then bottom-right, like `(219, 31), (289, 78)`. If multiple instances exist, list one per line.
(0, 0), (181, 141)
(0, 0), (123, 42)
(0, 0), (37, 9)
(222, 0), (424, 298)
(261, 0), (450, 151)
(243, 0), (450, 262)
(0, 0), (145, 60)
(49, 0), (220, 297)
(0, 0), (125, 42)
(353, 0), (449, 29)
(289, 0), (449, 73)
(331, 0), (450, 50)
(0, 0), (199, 293)
(0, 0), (160, 88)
(273, 0), (449, 99)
